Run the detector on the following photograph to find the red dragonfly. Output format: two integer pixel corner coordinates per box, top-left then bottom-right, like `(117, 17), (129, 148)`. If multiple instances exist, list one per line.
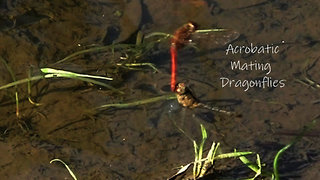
(170, 22), (240, 92)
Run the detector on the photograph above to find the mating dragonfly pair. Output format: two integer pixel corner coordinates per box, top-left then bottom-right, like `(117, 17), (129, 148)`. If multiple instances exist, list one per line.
(170, 22), (240, 115)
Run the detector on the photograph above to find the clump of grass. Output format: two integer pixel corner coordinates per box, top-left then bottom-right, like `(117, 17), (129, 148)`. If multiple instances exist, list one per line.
(48, 30), (171, 91)
(0, 66), (124, 131)
(53, 30), (170, 73)
(238, 115), (320, 180)
(169, 118), (320, 179)
(51, 28), (229, 85)
(169, 124), (254, 180)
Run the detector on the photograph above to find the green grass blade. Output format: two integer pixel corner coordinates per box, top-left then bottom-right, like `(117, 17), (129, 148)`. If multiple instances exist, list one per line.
(239, 155), (260, 173)
(273, 116), (319, 180)
(197, 124), (207, 176)
(195, 29), (229, 33)
(0, 75), (44, 90)
(193, 140), (199, 179)
(0, 56), (20, 117)
(136, 31), (143, 46)
(95, 94), (176, 109)
(143, 32), (172, 39)
(1, 68), (121, 93)
(199, 142), (219, 178)
(65, 76), (120, 93)
(206, 142), (216, 163)
(273, 143), (291, 180)
(55, 44), (134, 64)
(0, 56), (16, 82)
(116, 63), (160, 73)
(40, 68), (121, 93)
(210, 142), (220, 164)
(215, 152), (253, 159)
(15, 91), (19, 117)
(43, 73), (122, 94)
(50, 159), (77, 180)
(41, 68), (113, 80)
(200, 124), (207, 140)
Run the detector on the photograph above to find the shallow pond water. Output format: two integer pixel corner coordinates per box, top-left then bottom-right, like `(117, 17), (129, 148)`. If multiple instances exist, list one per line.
(0, 0), (320, 179)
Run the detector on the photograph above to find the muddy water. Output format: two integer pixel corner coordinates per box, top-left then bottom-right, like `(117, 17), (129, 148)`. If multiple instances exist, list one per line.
(0, 0), (319, 179)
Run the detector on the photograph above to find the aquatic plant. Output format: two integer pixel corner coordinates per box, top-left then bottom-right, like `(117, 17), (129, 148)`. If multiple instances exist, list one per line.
(169, 115), (320, 180)
(169, 124), (254, 179)
(53, 30), (168, 74)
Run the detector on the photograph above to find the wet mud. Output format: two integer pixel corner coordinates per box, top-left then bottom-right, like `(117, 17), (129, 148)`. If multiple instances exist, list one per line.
(0, 0), (319, 179)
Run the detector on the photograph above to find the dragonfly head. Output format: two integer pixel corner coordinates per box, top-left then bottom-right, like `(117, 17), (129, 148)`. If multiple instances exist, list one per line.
(185, 22), (198, 35)
(174, 82), (187, 95)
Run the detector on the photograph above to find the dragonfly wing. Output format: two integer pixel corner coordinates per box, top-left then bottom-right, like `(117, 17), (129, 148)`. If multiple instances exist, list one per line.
(190, 30), (240, 49)
(211, 30), (240, 46)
